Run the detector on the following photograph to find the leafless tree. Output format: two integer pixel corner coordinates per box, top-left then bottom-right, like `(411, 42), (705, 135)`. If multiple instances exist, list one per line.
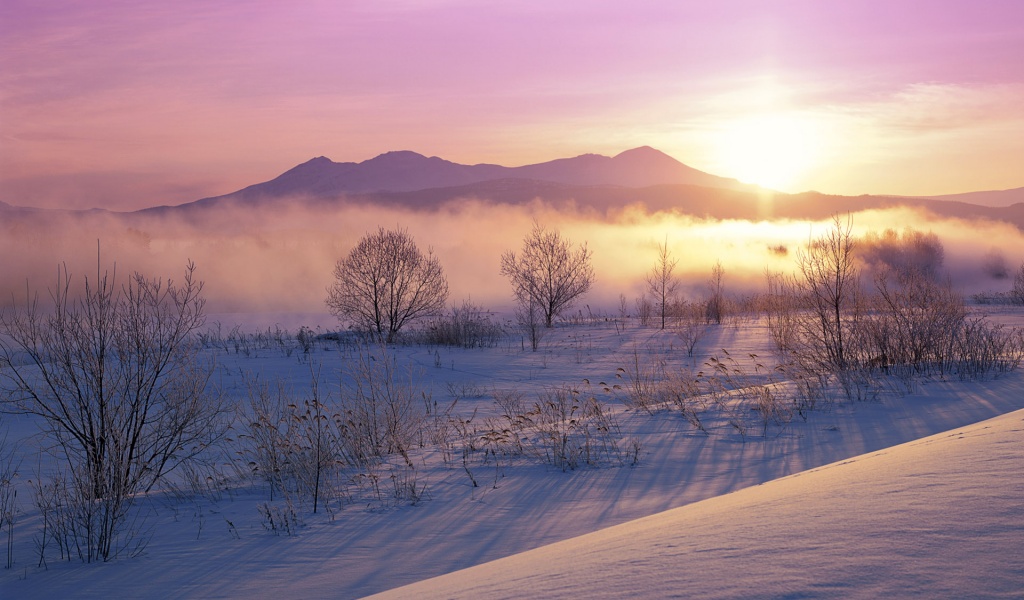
(795, 215), (860, 374)
(500, 222), (594, 328)
(326, 227), (448, 343)
(1012, 262), (1024, 305)
(858, 227), (944, 279)
(645, 237), (679, 329)
(634, 294), (653, 327)
(0, 434), (18, 569)
(983, 247), (1009, 279)
(673, 300), (709, 358)
(0, 261), (224, 562)
(515, 298), (546, 351)
(705, 260), (725, 324)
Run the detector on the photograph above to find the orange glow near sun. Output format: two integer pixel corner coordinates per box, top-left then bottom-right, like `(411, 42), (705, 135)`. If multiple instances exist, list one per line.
(713, 113), (824, 191)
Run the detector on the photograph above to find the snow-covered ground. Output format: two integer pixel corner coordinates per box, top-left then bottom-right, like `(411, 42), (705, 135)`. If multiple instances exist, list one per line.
(373, 406), (1024, 599)
(1, 315), (1022, 598)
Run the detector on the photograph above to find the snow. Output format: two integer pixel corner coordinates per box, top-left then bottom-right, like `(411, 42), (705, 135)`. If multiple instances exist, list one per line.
(372, 408), (1024, 599)
(1, 316), (1023, 598)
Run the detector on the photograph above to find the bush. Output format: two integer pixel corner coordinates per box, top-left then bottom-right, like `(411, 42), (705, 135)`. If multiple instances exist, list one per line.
(420, 300), (504, 348)
(335, 344), (426, 466)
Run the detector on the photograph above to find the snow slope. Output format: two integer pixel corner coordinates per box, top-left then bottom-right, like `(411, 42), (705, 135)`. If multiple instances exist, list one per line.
(373, 408), (1024, 599)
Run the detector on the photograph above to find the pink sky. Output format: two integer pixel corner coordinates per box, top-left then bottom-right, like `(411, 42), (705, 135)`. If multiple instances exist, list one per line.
(2, 0), (1023, 210)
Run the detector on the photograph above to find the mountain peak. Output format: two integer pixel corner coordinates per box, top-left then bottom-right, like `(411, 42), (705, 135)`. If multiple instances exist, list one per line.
(365, 150), (430, 163)
(614, 146), (662, 158)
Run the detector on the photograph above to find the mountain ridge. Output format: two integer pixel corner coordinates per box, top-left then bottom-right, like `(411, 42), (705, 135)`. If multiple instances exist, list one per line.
(162, 146), (754, 210)
(4, 147), (1024, 232)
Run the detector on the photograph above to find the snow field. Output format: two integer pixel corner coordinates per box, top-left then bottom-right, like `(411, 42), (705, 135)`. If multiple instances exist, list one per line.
(1, 315), (1022, 598)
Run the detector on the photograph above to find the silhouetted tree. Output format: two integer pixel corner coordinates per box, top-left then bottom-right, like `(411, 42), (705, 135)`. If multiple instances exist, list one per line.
(645, 237), (679, 329)
(326, 227), (448, 342)
(705, 260), (725, 324)
(501, 222), (594, 328)
(796, 215), (859, 373)
(1012, 262), (1024, 305)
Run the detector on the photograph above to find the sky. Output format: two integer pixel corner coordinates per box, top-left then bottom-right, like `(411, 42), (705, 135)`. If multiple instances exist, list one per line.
(2, 0), (1024, 211)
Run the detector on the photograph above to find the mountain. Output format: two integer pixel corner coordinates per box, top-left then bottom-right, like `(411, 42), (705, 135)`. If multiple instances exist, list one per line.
(6, 147), (1024, 231)
(923, 187), (1024, 208)
(155, 147), (752, 210)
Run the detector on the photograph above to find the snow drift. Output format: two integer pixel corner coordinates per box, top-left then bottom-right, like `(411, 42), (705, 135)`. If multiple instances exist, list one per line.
(372, 408), (1024, 599)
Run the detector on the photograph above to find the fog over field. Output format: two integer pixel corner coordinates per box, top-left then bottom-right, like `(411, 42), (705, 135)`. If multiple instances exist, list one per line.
(3, 198), (1023, 326)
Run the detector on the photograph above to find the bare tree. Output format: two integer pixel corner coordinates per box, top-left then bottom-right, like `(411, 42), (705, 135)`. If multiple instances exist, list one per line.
(500, 222), (594, 328)
(516, 298), (546, 351)
(673, 300), (709, 358)
(0, 261), (223, 562)
(326, 227), (448, 343)
(705, 260), (725, 325)
(1012, 262), (1024, 305)
(858, 227), (944, 279)
(634, 294), (653, 327)
(645, 237), (679, 329)
(795, 215), (860, 374)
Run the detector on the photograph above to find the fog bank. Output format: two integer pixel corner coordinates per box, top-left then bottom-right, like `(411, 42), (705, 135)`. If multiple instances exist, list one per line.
(3, 199), (1022, 328)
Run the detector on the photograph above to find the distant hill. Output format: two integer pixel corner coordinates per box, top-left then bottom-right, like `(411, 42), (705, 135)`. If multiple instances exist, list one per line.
(131, 174), (1024, 232)
(143, 147), (754, 212)
(922, 187), (1024, 208)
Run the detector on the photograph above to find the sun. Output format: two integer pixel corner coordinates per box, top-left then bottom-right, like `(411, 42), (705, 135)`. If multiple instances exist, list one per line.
(713, 113), (823, 191)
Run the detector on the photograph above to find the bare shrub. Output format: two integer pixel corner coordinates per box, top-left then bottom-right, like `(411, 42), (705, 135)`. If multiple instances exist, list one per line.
(529, 387), (620, 471)
(951, 319), (1024, 379)
(774, 359), (830, 419)
(863, 269), (967, 378)
(241, 377), (295, 502)
(0, 435), (18, 569)
(673, 300), (709, 358)
(421, 300), (504, 348)
(335, 344), (426, 466)
(238, 369), (345, 512)
(0, 260), (224, 562)
(659, 370), (709, 434)
(634, 294), (654, 327)
(240, 370), (340, 512)
(858, 227), (944, 279)
(705, 260), (726, 324)
(763, 270), (800, 356)
(615, 347), (665, 412)
(257, 500), (302, 536)
(1012, 262), (1024, 305)
(486, 387), (624, 471)
(982, 247), (1009, 280)
(515, 299), (546, 352)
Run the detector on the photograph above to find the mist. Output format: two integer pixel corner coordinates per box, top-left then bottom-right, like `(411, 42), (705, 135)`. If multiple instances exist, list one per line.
(3, 198), (1023, 330)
